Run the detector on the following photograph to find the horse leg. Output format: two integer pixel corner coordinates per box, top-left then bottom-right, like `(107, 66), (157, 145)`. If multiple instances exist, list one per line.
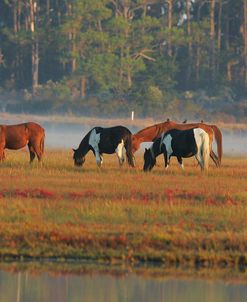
(116, 140), (125, 166)
(0, 147), (5, 162)
(163, 152), (170, 169)
(177, 156), (184, 169)
(28, 142), (43, 163)
(100, 154), (103, 166)
(34, 136), (45, 163)
(195, 153), (204, 171)
(94, 150), (102, 167)
(28, 143), (36, 163)
(210, 150), (219, 167)
(117, 154), (125, 166)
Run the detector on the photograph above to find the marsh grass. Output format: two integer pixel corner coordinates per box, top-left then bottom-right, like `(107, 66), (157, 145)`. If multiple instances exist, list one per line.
(0, 150), (246, 267)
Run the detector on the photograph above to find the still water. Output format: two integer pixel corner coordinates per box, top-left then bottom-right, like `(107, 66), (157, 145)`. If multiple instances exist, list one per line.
(0, 268), (247, 302)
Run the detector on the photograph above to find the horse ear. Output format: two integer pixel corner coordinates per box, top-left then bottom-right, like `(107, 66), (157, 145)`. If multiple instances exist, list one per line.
(72, 148), (76, 152)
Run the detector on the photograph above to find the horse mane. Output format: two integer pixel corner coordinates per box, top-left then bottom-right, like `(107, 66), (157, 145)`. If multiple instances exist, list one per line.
(76, 128), (95, 155)
(134, 121), (171, 138)
(134, 123), (158, 135)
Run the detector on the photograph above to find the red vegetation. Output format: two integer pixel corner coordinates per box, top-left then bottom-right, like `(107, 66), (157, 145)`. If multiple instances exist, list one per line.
(0, 188), (55, 199)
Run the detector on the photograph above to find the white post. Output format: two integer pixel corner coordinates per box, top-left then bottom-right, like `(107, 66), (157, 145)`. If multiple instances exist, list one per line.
(131, 111), (134, 121)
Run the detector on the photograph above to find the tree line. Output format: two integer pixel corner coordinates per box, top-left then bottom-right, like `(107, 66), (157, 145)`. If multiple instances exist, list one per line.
(0, 0), (247, 120)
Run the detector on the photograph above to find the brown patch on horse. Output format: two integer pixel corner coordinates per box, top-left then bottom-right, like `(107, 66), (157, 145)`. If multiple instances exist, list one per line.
(0, 122), (45, 163)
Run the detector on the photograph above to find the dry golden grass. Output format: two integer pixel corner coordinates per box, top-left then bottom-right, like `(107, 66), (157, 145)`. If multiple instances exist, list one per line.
(0, 149), (246, 268)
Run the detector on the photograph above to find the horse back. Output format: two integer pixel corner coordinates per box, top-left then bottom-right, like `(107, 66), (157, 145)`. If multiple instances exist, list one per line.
(100, 126), (131, 142)
(165, 128), (198, 157)
(25, 122), (45, 139)
(2, 122), (45, 150)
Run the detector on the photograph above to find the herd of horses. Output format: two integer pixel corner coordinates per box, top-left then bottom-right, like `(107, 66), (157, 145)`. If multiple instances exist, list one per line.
(0, 120), (222, 172)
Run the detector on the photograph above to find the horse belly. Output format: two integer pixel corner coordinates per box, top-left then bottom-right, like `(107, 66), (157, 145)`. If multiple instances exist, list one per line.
(173, 145), (197, 158)
(5, 141), (27, 150)
(99, 140), (117, 154)
(100, 145), (116, 154)
(181, 151), (196, 158)
(5, 133), (28, 150)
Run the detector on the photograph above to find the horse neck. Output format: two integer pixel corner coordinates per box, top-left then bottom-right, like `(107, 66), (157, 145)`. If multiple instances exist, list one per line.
(151, 138), (163, 158)
(135, 121), (177, 144)
(146, 121), (177, 141)
(77, 134), (90, 157)
(159, 121), (177, 133)
(135, 125), (164, 142)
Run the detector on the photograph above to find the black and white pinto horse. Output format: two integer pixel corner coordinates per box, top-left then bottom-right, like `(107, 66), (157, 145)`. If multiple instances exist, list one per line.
(143, 128), (210, 172)
(73, 126), (135, 168)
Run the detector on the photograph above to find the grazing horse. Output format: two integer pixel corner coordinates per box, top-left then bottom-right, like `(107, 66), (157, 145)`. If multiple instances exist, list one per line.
(132, 120), (222, 166)
(73, 126), (135, 168)
(143, 128), (210, 172)
(0, 122), (45, 163)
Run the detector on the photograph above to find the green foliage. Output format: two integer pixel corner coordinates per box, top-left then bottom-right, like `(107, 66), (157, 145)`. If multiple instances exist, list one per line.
(147, 85), (163, 102)
(34, 81), (71, 102)
(1, 0), (247, 118)
(86, 54), (119, 91)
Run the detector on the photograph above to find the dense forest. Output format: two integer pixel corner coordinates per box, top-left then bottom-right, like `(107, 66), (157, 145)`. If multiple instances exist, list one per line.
(0, 0), (247, 121)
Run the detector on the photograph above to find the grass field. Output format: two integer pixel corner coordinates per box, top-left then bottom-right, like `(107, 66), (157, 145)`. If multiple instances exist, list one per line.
(0, 149), (246, 269)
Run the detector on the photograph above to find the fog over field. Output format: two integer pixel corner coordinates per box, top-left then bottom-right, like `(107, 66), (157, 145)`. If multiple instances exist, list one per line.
(0, 112), (246, 155)
(43, 122), (247, 155)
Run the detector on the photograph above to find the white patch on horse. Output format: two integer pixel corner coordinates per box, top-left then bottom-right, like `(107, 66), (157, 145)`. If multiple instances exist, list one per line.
(115, 139), (125, 165)
(179, 163), (184, 169)
(193, 128), (209, 170)
(162, 134), (173, 157)
(89, 129), (101, 166)
(150, 145), (155, 159)
(193, 128), (205, 152)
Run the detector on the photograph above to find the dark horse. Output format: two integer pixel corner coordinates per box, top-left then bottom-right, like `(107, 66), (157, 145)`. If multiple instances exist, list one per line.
(143, 128), (210, 172)
(0, 122), (45, 163)
(73, 126), (135, 168)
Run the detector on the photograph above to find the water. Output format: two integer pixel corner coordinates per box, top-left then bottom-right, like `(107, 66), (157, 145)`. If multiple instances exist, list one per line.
(43, 122), (247, 155)
(43, 122), (139, 150)
(0, 268), (247, 302)
(0, 116), (246, 154)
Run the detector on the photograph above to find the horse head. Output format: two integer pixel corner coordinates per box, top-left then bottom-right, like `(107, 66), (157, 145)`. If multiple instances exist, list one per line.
(143, 148), (156, 172)
(131, 135), (140, 153)
(73, 148), (85, 167)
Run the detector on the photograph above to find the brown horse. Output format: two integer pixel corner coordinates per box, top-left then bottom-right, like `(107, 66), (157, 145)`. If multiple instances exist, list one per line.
(132, 120), (222, 166)
(0, 122), (45, 163)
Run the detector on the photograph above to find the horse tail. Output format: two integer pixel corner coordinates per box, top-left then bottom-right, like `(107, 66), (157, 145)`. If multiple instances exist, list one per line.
(201, 131), (210, 171)
(40, 129), (45, 155)
(210, 125), (223, 165)
(125, 134), (135, 167)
